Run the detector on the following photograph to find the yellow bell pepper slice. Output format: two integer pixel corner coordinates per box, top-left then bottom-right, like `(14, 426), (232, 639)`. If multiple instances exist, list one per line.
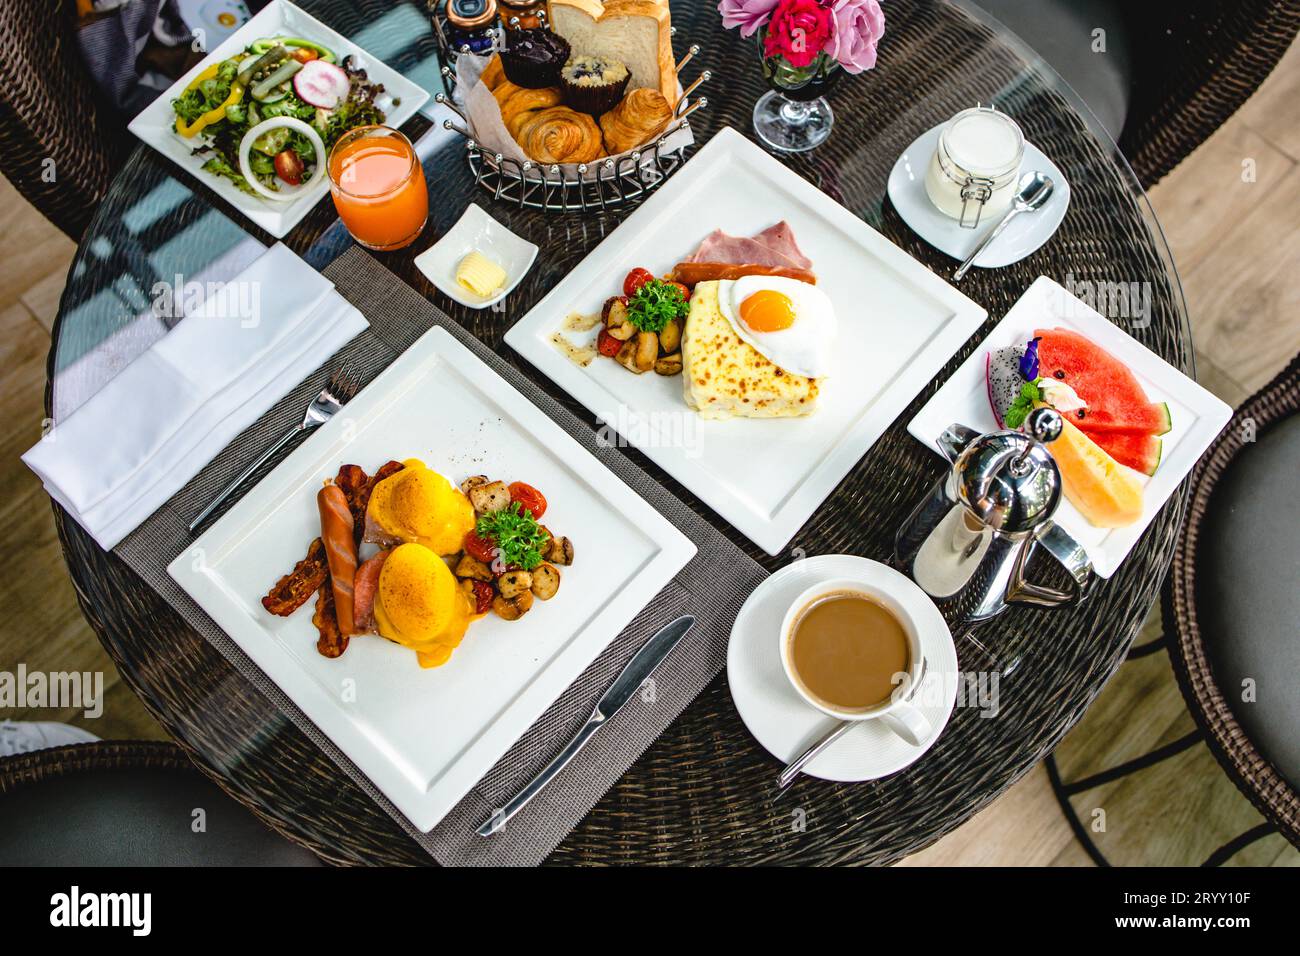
(174, 65), (245, 138)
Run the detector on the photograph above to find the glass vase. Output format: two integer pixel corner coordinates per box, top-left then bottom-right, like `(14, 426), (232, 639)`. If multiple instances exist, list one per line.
(753, 37), (842, 153)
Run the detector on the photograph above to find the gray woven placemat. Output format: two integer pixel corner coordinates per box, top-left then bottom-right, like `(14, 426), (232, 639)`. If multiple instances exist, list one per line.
(113, 246), (768, 866)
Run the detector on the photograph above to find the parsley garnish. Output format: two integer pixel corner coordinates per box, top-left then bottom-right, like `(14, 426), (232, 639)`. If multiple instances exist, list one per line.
(1004, 380), (1042, 429)
(626, 279), (688, 334)
(476, 503), (549, 571)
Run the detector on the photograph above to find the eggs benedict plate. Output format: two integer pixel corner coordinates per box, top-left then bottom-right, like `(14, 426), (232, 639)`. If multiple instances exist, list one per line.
(266, 459), (576, 670)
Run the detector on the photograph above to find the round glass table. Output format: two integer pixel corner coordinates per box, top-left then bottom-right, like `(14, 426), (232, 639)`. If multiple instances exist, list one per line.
(48, 0), (1193, 865)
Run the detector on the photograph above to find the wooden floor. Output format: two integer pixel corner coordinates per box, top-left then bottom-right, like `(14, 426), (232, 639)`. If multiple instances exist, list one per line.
(2, 45), (1297, 864)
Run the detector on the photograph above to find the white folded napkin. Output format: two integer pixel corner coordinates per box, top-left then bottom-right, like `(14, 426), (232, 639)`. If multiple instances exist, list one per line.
(24, 243), (368, 550)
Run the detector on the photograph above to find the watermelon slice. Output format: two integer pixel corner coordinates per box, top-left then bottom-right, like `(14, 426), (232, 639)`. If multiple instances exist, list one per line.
(1033, 328), (1172, 435)
(1090, 430), (1162, 476)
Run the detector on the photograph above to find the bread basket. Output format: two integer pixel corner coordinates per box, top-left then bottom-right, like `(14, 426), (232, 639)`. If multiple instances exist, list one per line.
(429, 2), (709, 212)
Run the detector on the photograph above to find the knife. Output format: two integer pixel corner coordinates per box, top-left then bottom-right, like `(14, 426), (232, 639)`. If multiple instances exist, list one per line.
(476, 614), (696, 837)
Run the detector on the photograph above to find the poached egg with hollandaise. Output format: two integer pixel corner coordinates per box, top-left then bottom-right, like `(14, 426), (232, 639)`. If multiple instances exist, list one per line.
(365, 459), (475, 555)
(372, 542), (477, 668)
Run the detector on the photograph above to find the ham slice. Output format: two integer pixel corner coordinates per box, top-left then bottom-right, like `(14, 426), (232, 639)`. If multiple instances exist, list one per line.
(752, 221), (813, 270)
(685, 220), (813, 273)
(352, 550), (390, 635)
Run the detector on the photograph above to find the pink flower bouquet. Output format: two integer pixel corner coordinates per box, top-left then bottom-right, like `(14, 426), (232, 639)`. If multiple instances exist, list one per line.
(719, 0), (885, 74)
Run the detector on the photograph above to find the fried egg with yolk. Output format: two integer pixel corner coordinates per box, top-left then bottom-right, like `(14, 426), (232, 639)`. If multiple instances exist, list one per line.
(717, 275), (837, 379)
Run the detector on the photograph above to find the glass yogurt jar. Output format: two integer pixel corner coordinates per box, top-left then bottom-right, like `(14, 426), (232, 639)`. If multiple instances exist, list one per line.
(923, 107), (1025, 228)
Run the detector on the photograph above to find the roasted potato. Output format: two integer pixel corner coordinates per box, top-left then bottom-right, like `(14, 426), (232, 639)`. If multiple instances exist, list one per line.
(659, 317), (681, 354)
(531, 563), (560, 600)
(633, 331), (658, 372)
(496, 569), (533, 599)
(605, 297), (635, 341)
(615, 339), (643, 373)
(654, 353), (683, 376)
(460, 475), (490, 496)
(469, 480), (511, 514)
(455, 553), (493, 581)
(546, 535), (574, 566)
(493, 589), (534, 621)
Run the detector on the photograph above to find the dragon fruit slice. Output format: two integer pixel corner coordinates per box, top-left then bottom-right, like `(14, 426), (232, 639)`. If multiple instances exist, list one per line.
(986, 345), (1028, 427)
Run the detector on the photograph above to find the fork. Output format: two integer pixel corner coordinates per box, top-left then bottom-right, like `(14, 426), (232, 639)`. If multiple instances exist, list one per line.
(187, 365), (360, 533)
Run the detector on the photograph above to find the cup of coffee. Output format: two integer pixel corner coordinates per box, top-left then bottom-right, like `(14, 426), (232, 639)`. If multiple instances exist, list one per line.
(779, 577), (931, 746)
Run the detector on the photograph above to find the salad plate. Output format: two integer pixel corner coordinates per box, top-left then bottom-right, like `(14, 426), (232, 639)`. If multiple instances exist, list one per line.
(128, 0), (428, 238)
(168, 326), (695, 831)
(908, 276), (1233, 578)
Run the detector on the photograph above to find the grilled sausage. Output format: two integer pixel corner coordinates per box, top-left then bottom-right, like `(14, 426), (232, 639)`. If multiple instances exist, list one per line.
(317, 484), (358, 637)
(670, 261), (816, 287)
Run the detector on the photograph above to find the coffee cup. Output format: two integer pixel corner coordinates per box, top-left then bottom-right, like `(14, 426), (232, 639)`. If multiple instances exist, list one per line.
(779, 577), (931, 746)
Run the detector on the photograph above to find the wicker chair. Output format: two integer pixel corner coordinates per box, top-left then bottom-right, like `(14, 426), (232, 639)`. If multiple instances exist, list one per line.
(0, 0), (132, 241)
(1164, 354), (1300, 851)
(1120, 0), (1300, 188)
(0, 740), (323, 865)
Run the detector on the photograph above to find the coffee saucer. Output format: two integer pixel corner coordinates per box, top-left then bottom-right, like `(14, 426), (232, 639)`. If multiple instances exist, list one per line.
(727, 555), (958, 782)
(887, 122), (1070, 269)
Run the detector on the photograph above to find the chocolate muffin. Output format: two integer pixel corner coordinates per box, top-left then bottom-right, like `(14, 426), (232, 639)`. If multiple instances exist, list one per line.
(499, 28), (571, 89)
(559, 54), (631, 115)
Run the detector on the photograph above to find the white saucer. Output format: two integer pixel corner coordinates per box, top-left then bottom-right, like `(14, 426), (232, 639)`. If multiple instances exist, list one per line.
(727, 555), (958, 782)
(887, 123), (1071, 269)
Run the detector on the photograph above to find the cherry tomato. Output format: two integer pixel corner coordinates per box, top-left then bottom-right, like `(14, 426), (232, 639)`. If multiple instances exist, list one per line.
(274, 149), (305, 186)
(464, 529), (497, 564)
(289, 47), (320, 63)
(666, 280), (690, 300)
(623, 267), (654, 298)
(508, 481), (547, 519)
(469, 580), (495, 615)
(596, 328), (622, 357)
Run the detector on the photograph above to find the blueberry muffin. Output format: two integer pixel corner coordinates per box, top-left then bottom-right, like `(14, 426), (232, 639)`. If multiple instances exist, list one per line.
(559, 54), (631, 116)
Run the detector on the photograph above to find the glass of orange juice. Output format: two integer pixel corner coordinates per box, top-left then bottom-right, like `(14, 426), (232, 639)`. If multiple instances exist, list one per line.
(328, 125), (428, 251)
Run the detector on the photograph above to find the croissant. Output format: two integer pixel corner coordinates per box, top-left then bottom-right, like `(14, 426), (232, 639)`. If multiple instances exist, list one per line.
(517, 107), (604, 165)
(492, 80), (524, 108)
(501, 86), (564, 139)
(480, 55), (506, 92)
(599, 88), (674, 155)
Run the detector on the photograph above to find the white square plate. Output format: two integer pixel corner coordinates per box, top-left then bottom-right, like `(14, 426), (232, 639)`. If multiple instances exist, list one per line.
(168, 326), (696, 831)
(414, 203), (539, 310)
(128, 0), (429, 239)
(504, 127), (988, 555)
(908, 276), (1233, 577)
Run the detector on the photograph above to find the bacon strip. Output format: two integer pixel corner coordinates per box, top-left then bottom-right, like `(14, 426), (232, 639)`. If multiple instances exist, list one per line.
(261, 537), (329, 616)
(312, 580), (348, 658)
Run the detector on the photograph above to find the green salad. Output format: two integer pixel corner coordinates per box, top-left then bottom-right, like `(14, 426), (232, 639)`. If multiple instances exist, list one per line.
(171, 36), (395, 196)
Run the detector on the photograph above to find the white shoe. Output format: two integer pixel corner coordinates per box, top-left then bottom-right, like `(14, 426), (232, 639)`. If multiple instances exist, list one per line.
(0, 720), (100, 757)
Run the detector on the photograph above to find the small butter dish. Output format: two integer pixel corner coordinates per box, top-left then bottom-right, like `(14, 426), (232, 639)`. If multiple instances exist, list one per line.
(415, 203), (538, 310)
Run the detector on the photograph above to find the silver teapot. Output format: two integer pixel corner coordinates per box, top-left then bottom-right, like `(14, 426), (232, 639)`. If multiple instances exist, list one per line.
(894, 407), (1094, 627)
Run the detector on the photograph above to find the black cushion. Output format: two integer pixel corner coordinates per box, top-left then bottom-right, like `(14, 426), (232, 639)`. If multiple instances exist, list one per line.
(971, 0), (1132, 141)
(1196, 413), (1300, 788)
(0, 766), (322, 866)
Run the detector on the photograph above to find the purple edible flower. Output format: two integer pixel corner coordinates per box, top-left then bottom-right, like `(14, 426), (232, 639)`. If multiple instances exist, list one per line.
(1019, 337), (1041, 381)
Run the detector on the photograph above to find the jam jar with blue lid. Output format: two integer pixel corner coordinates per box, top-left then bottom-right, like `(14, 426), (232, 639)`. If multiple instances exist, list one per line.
(445, 0), (499, 55)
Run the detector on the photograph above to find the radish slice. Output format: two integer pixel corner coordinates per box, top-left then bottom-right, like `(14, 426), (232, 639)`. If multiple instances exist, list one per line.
(294, 59), (350, 109)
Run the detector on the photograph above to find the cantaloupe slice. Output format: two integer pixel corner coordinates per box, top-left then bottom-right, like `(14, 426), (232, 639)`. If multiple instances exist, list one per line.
(1045, 412), (1145, 528)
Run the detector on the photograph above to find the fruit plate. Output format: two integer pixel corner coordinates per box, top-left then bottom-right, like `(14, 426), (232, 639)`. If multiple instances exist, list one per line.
(127, 0), (429, 239)
(907, 276), (1232, 578)
(167, 326), (695, 831)
(505, 126), (987, 556)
